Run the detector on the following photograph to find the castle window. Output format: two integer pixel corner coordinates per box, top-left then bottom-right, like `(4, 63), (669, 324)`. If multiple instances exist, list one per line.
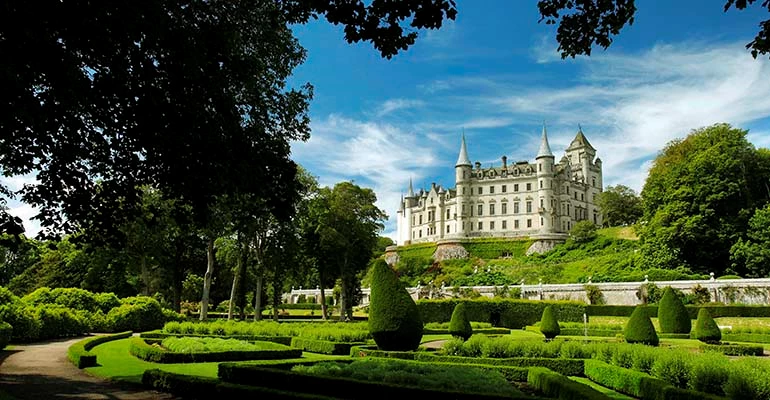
(540, 199), (544, 208)
(478, 221), (483, 230)
(430, 198), (433, 204)
(462, 187), (466, 195)
(592, 177), (596, 187)
(514, 202), (520, 214)
(502, 220), (507, 229)
(419, 230), (422, 238)
(490, 221), (495, 230)
(462, 205), (466, 215)
(490, 186), (495, 194)
(540, 217), (544, 226)
(502, 203), (507, 214)
(514, 220), (520, 229)
(527, 219), (532, 228)
(478, 187), (483, 195)
(594, 211), (598, 224)
(514, 184), (519, 192)
(470, 206), (473, 216)
(539, 163), (542, 172)
(489, 204), (495, 215)
(567, 186), (570, 195)
(574, 192), (578, 200)
(419, 215), (423, 224)
(526, 201), (532, 213)
(581, 193), (584, 201)
(412, 231), (415, 238)
(447, 225), (450, 233)
(593, 193), (596, 202)
(539, 180), (543, 189)
(477, 204), (483, 216)
(502, 185), (507, 193)
(463, 171), (468, 178)
(526, 183), (532, 191)
(446, 209), (450, 219)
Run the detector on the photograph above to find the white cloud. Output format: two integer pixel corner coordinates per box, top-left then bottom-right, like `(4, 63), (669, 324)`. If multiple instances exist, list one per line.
(376, 98), (425, 117)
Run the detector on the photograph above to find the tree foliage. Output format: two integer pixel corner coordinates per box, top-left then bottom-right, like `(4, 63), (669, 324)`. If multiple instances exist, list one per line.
(694, 308), (721, 344)
(730, 204), (770, 277)
(657, 287), (691, 334)
(624, 305), (659, 346)
(539, 305), (561, 340)
(537, 0), (770, 59)
(448, 302), (472, 341)
(368, 259), (423, 351)
(640, 124), (770, 274)
(596, 185), (642, 227)
(570, 221), (598, 243)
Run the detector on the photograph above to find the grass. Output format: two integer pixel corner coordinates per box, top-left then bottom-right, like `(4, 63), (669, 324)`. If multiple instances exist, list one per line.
(597, 226), (638, 240)
(161, 337), (288, 353)
(86, 338), (341, 384)
(569, 377), (635, 399)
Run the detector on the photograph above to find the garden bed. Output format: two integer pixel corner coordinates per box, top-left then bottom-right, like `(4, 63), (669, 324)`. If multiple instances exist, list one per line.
(129, 337), (302, 363)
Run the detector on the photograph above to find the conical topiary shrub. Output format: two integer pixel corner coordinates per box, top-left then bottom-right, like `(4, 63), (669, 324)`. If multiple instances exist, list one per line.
(694, 308), (721, 344)
(658, 287), (691, 334)
(368, 259), (423, 351)
(448, 302), (472, 340)
(624, 306), (659, 346)
(539, 306), (560, 340)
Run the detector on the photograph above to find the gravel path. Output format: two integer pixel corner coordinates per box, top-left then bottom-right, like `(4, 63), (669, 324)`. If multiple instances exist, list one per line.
(421, 339), (448, 349)
(0, 337), (174, 400)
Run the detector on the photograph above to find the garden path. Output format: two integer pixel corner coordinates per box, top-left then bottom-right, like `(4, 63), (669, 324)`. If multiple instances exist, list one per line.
(421, 339), (448, 349)
(0, 336), (175, 400)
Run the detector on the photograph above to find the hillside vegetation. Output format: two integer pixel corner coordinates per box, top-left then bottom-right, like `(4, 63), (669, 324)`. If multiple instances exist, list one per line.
(392, 227), (706, 287)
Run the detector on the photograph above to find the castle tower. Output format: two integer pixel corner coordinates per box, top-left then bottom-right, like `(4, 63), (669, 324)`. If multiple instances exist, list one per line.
(536, 122), (555, 233)
(398, 178), (416, 245)
(565, 125), (596, 183)
(455, 132), (472, 236)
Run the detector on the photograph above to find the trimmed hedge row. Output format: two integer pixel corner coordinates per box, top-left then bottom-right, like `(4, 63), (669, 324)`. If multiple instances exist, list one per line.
(658, 333), (692, 340)
(218, 361), (537, 399)
(67, 331), (133, 368)
(140, 330), (293, 346)
(349, 345), (419, 360)
(423, 328), (511, 335)
(290, 337), (365, 355)
(129, 337), (301, 363)
(587, 304), (770, 318)
(417, 299), (585, 328)
(583, 360), (722, 400)
(277, 304), (323, 310)
(559, 328), (619, 337)
(413, 354), (585, 377)
(0, 321), (11, 349)
(527, 367), (610, 400)
(700, 343), (764, 356)
(722, 333), (770, 344)
(142, 369), (333, 399)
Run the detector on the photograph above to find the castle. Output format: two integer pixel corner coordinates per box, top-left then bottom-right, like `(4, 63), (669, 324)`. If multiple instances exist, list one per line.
(396, 125), (603, 246)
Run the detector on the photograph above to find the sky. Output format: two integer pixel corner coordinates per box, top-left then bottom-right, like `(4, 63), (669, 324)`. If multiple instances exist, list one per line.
(4, 1), (770, 240)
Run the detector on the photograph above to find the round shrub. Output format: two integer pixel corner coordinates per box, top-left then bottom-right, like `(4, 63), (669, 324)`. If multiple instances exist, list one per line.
(0, 321), (12, 349)
(624, 305), (659, 346)
(107, 296), (165, 332)
(94, 293), (121, 313)
(35, 304), (88, 339)
(0, 304), (41, 342)
(539, 306), (560, 340)
(368, 259), (423, 351)
(657, 287), (691, 334)
(694, 308), (721, 343)
(448, 303), (472, 340)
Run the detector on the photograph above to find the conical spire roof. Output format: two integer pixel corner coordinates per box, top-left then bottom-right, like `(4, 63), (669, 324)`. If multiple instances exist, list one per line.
(566, 125), (595, 151)
(406, 178), (415, 198)
(536, 122), (554, 159)
(456, 131), (472, 167)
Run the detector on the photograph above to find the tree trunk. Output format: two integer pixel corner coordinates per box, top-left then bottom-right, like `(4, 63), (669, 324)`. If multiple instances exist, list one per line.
(319, 268), (328, 321)
(199, 237), (215, 321)
(253, 273), (263, 321)
(272, 280), (281, 322)
(339, 278), (347, 322)
(227, 252), (242, 321)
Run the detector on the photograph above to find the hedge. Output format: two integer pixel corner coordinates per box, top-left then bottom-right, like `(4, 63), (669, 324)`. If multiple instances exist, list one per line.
(412, 353), (585, 376)
(417, 299), (585, 328)
(142, 369), (333, 400)
(349, 345), (419, 360)
(721, 333), (770, 344)
(527, 367), (610, 400)
(0, 321), (11, 349)
(368, 259), (423, 351)
(276, 303), (323, 310)
(140, 330), (293, 346)
(129, 337), (301, 363)
(559, 328), (619, 337)
(587, 304), (770, 319)
(218, 361), (538, 400)
(423, 327), (511, 335)
(290, 337), (365, 355)
(67, 331), (133, 368)
(583, 360), (722, 400)
(657, 333), (691, 340)
(700, 343), (764, 356)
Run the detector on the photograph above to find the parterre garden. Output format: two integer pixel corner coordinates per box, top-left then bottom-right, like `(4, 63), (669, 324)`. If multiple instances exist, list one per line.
(5, 265), (770, 399)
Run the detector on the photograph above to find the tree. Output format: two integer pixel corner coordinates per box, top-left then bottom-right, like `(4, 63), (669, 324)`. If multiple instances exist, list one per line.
(570, 220), (597, 243)
(596, 185), (642, 227)
(657, 287), (691, 334)
(1, 0), (456, 240)
(537, 0), (770, 59)
(368, 259), (423, 351)
(539, 305), (561, 340)
(694, 308), (721, 344)
(730, 204), (770, 278)
(640, 124), (770, 274)
(448, 303), (472, 340)
(624, 306), (659, 346)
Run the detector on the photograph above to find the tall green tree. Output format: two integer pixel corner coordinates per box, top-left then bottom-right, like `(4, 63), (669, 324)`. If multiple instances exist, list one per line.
(640, 123), (770, 273)
(596, 185), (642, 227)
(306, 182), (386, 321)
(730, 204), (770, 277)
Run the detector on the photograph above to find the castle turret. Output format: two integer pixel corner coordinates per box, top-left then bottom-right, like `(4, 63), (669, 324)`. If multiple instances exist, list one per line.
(565, 125), (596, 184)
(455, 132), (472, 236)
(536, 122), (556, 233)
(399, 179), (417, 245)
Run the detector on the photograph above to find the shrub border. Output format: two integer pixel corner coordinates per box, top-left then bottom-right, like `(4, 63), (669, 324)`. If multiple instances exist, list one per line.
(527, 367), (609, 400)
(140, 330), (292, 346)
(289, 337), (366, 355)
(67, 331), (133, 368)
(129, 337), (302, 363)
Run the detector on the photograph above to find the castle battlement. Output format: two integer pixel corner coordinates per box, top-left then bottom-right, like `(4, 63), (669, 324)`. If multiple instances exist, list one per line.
(396, 125), (603, 245)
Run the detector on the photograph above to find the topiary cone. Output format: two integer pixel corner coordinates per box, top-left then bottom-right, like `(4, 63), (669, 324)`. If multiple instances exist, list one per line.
(448, 302), (472, 341)
(624, 306), (659, 346)
(539, 305), (560, 340)
(694, 308), (721, 344)
(657, 287), (691, 334)
(368, 259), (423, 351)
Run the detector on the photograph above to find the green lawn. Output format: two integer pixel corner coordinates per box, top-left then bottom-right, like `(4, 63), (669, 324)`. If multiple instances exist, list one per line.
(86, 338), (343, 384)
(569, 377), (634, 400)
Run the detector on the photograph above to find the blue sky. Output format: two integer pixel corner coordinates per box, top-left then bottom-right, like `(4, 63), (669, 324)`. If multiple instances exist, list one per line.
(5, 1), (770, 239)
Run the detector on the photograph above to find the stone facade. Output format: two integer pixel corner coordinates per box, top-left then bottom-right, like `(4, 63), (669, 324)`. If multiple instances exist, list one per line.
(396, 125), (603, 246)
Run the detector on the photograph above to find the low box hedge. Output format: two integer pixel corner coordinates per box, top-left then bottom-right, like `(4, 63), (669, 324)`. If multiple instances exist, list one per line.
(290, 337), (365, 355)
(140, 330), (293, 346)
(422, 327), (511, 335)
(700, 343), (764, 356)
(349, 345), (419, 360)
(412, 353), (585, 376)
(417, 299), (585, 328)
(560, 328), (620, 338)
(129, 337), (302, 363)
(527, 367), (609, 400)
(583, 359), (722, 400)
(218, 361), (537, 399)
(658, 333), (692, 340)
(142, 369), (333, 399)
(587, 304), (770, 319)
(67, 331), (133, 368)
(0, 321), (12, 349)
(722, 333), (770, 344)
